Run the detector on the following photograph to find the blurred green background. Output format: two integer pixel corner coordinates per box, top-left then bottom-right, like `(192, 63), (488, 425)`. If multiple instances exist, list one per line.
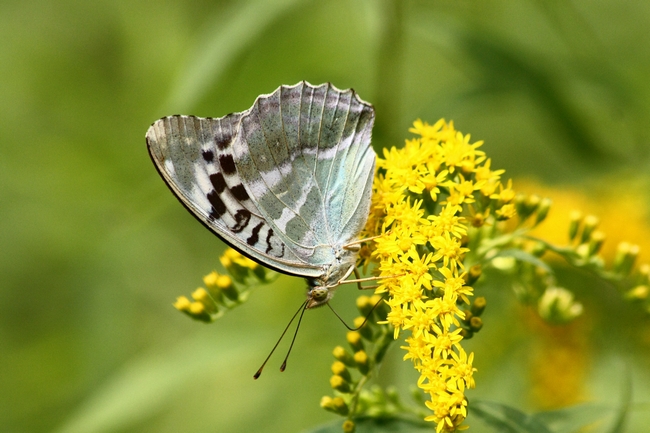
(2, 0), (650, 432)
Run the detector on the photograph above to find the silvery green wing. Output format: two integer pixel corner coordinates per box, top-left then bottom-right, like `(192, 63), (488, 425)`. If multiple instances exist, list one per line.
(146, 82), (375, 286)
(146, 112), (316, 277)
(232, 83), (375, 277)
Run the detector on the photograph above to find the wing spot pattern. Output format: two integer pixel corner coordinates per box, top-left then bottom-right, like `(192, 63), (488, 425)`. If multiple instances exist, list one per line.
(202, 150), (214, 163)
(265, 228), (275, 254)
(231, 209), (251, 233)
(231, 183), (250, 201)
(207, 190), (227, 218)
(247, 222), (264, 246)
(219, 154), (237, 175)
(215, 134), (230, 150)
(209, 173), (227, 194)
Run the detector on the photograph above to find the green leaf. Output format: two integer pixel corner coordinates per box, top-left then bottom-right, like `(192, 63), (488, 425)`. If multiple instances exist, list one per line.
(304, 417), (431, 433)
(471, 400), (553, 433)
(473, 398), (630, 433)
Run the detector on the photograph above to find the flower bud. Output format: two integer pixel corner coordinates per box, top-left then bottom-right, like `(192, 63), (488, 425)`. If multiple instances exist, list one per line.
(574, 242), (589, 260)
(514, 194), (530, 219)
(469, 316), (483, 332)
(354, 316), (374, 341)
(588, 231), (606, 256)
(354, 350), (370, 375)
(173, 296), (191, 312)
(331, 361), (352, 382)
(188, 301), (212, 322)
(614, 242), (639, 276)
(580, 215), (600, 243)
(205, 270), (240, 302)
(534, 197), (552, 225)
(330, 375), (351, 393)
(369, 294), (388, 318)
(333, 346), (355, 367)
(189, 301), (205, 315)
(460, 328), (473, 339)
(471, 297), (486, 316)
(202, 272), (225, 303)
(538, 287), (583, 324)
(347, 331), (364, 352)
(525, 194), (541, 215)
(192, 287), (218, 313)
(464, 265), (482, 286)
(625, 285), (649, 301)
(639, 264), (650, 284)
(220, 248), (260, 283)
(356, 295), (374, 316)
(320, 396), (349, 416)
(342, 420), (356, 433)
(568, 211), (583, 241)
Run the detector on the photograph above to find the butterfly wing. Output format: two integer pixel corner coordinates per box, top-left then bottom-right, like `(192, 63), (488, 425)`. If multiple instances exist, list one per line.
(231, 82), (375, 267)
(146, 112), (322, 278)
(146, 82), (375, 277)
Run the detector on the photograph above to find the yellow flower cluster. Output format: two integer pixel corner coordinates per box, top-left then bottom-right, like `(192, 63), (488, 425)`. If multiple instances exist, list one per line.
(173, 249), (277, 322)
(365, 119), (514, 432)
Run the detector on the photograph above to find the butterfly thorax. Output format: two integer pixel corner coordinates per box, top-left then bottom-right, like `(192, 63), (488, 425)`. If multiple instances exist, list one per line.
(305, 244), (358, 309)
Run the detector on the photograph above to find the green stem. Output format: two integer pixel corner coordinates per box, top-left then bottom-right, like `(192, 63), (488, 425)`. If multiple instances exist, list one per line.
(348, 373), (371, 417)
(348, 326), (395, 417)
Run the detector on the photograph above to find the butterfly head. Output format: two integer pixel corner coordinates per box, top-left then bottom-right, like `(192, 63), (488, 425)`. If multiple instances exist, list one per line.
(306, 285), (332, 309)
(305, 252), (357, 309)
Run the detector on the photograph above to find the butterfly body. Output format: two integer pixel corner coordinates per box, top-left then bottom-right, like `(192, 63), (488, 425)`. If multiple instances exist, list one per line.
(146, 82), (375, 307)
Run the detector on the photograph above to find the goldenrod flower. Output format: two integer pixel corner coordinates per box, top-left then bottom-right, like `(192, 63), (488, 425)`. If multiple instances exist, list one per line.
(362, 119), (505, 431)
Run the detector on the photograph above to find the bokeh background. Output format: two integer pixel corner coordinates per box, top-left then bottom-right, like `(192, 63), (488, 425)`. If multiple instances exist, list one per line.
(2, 0), (650, 432)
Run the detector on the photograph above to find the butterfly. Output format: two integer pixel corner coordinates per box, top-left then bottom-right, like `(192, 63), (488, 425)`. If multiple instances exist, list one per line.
(146, 81), (376, 309)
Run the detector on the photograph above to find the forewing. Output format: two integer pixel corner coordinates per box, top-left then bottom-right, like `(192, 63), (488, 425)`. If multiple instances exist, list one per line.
(146, 114), (322, 278)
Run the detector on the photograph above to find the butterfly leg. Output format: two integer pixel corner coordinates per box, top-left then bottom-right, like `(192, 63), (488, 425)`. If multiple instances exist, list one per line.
(342, 234), (383, 250)
(337, 268), (404, 290)
(345, 268), (380, 290)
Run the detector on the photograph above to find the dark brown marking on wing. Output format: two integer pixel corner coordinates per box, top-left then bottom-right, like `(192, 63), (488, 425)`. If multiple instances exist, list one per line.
(219, 154), (236, 175)
(209, 173), (227, 194)
(265, 228), (274, 254)
(215, 134), (231, 150)
(202, 150), (214, 163)
(207, 191), (226, 218)
(231, 209), (251, 233)
(247, 222), (264, 246)
(231, 183), (249, 201)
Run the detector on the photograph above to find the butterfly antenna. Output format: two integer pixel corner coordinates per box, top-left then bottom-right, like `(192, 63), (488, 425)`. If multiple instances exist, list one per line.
(254, 299), (308, 379)
(326, 294), (385, 331)
(279, 300), (309, 373)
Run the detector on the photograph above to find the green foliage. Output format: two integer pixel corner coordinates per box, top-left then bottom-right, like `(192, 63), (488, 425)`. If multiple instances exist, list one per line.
(2, 0), (650, 432)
